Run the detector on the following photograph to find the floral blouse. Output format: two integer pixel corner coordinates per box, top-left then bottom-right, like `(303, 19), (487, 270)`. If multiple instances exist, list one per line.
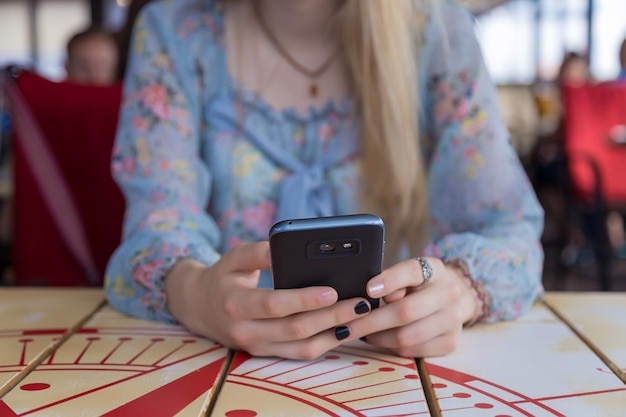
(105, 0), (545, 324)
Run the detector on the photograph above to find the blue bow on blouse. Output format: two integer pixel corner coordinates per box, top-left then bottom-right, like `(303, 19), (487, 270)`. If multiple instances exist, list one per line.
(209, 98), (358, 222)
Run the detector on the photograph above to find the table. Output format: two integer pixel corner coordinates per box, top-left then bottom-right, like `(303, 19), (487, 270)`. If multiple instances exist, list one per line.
(0, 289), (624, 416)
(426, 293), (626, 416)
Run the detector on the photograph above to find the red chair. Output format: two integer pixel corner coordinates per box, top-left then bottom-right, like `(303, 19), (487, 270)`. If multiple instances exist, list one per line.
(5, 68), (125, 286)
(562, 81), (626, 290)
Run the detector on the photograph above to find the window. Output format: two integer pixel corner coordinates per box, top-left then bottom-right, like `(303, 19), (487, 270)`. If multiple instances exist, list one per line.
(0, 1), (31, 69)
(0, 0), (90, 80)
(475, 0), (536, 84)
(537, 0), (587, 81)
(591, 0), (626, 79)
(476, 0), (626, 83)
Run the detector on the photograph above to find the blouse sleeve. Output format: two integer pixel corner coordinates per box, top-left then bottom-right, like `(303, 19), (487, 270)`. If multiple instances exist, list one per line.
(104, 4), (222, 323)
(420, 2), (545, 322)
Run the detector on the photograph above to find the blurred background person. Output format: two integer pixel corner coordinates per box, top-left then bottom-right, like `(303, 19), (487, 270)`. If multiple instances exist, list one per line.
(65, 27), (118, 85)
(557, 51), (591, 87)
(529, 51), (592, 267)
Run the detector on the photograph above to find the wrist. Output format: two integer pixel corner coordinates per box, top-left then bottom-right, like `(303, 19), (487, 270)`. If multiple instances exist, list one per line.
(444, 259), (488, 327)
(165, 258), (207, 330)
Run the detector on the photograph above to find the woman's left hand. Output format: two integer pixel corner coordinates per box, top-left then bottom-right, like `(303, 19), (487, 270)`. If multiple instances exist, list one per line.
(346, 257), (480, 358)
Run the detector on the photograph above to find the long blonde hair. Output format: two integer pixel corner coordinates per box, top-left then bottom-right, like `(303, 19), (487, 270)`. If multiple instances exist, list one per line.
(341, 0), (430, 261)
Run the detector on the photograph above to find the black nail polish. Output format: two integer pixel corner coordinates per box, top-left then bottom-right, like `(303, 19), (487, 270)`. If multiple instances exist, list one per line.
(354, 301), (370, 315)
(335, 326), (350, 341)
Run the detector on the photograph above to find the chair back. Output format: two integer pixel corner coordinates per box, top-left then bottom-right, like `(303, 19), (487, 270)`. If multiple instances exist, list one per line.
(8, 70), (125, 286)
(562, 81), (626, 205)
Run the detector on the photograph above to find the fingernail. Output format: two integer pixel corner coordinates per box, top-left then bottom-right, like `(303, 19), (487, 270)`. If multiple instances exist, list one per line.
(335, 326), (350, 341)
(354, 301), (370, 315)
(368, 282), (384, 297)
(319, 289), (336, 302)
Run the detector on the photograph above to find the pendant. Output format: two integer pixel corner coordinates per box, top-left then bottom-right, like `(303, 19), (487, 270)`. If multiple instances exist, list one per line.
(310, 83), (318, 97)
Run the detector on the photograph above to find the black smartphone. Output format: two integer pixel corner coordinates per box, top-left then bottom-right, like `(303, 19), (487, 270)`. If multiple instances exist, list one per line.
(269, 214), (385, 309)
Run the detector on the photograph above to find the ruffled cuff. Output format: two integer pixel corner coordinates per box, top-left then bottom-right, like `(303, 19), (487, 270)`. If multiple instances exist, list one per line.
(105, 232), (220, 323)
(442, 258), (491, 326)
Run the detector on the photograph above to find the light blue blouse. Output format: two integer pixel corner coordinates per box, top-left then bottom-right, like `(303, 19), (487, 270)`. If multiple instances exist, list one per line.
(105, 0), (545, 324)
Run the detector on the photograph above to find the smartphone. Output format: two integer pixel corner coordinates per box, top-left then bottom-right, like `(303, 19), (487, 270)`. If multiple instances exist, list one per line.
(269, 214), (385, 309)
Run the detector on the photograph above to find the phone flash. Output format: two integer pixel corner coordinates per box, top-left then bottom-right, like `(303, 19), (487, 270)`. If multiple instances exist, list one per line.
(343, 242), (353, 249)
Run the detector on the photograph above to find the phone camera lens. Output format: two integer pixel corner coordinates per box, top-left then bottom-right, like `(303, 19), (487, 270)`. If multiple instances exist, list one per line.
(319, 243), (336, 252)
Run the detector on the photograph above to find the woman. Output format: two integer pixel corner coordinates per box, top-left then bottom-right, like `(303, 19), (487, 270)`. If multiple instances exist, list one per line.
(106, 0), (544, 360)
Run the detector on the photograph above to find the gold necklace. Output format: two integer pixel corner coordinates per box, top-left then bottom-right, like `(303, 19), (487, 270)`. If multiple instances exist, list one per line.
(253, 1), (338, 97)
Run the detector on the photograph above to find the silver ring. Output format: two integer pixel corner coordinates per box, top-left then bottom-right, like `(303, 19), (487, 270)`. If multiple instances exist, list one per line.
(415, 257), (434, 286)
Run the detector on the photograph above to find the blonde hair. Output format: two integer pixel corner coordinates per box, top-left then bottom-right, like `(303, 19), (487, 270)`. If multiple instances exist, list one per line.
(341, 0), (430, 261)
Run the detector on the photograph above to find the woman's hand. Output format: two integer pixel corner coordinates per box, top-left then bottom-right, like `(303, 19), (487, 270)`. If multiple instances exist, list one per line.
(345, 257), (480, 358)
(165, 242), (373, 360)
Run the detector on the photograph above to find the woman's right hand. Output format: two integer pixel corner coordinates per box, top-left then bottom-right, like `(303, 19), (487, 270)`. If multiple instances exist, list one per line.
(165, 242), (372, 359)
